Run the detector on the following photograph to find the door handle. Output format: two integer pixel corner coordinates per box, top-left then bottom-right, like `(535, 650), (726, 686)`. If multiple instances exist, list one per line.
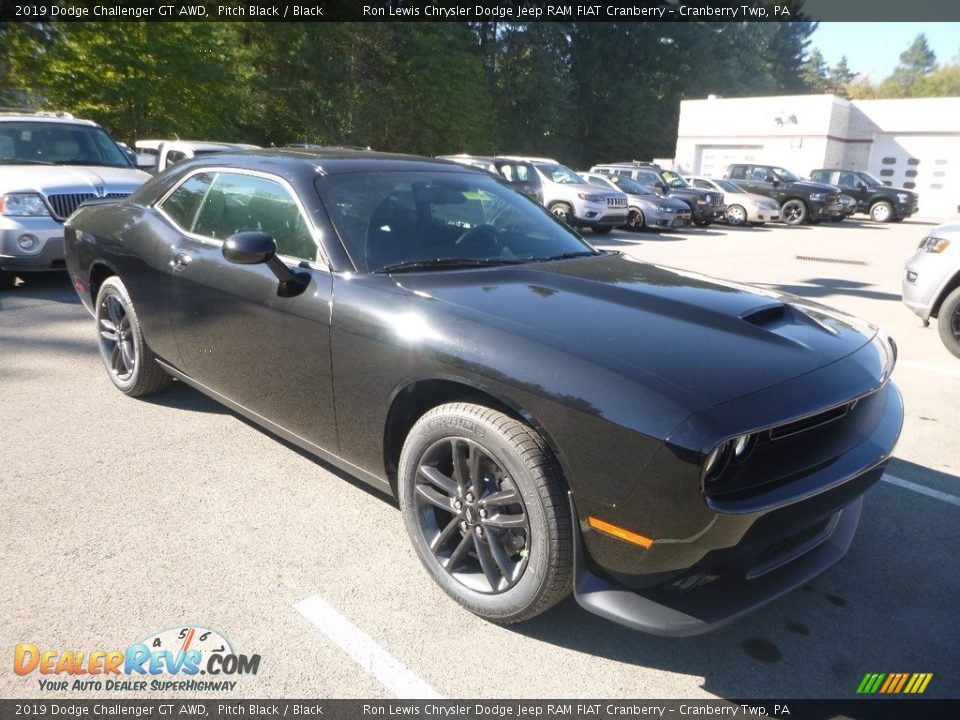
(170, 252), (191, 271)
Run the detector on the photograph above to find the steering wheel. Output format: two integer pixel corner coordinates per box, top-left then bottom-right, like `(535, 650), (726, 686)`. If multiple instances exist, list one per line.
(454, 224), (498, 247)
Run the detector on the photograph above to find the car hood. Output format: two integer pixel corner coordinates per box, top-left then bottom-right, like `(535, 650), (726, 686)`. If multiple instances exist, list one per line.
(737, 192), (780, 206)
(395, 253), (876, 409)
(628, 193), (688, 210)
(869, 183), (914, 195)
(790, 180), (839, 194)
(0, 165), (151, 195)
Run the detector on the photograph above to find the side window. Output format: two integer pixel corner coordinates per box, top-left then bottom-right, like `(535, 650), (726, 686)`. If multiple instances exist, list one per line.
(159, 172), (216, 231)
(191, 172), (317, 262)
(728, 166), (746, 180)
(587, 176), (606, 187)
(693, 179), (710, 190)
(165, 150), (189, 166)
(838, 172), (858, 187)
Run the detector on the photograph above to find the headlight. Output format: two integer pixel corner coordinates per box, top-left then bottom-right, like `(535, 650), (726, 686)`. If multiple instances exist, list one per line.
(655, 205), (673, 211)
(897, 193), (910, 203)
(920, 236), (950, 253)
(695, 198), (706, 205)
(808, 193), (825, 202)
(0, 193), (51, 217)
(577, 193), (603, 202)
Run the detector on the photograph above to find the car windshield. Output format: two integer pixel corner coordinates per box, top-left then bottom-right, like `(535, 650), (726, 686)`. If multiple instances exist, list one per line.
(0, 121), (131, 167)
(714, 179), (742, 193)
(859, 172), (883, 186)
(534, 163), (584, 185)
(635, 170), (664, 189)
(661, 170), (690, 189)
(608, 175), (652, 195)
(315, 171), (599, 273)
(771, 167), (799, 182)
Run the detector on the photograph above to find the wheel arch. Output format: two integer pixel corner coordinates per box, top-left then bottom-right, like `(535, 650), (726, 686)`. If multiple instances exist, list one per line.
(382, 376), (563, 496)
(89, 261), (120, 303)
(931, 269), (960, 318)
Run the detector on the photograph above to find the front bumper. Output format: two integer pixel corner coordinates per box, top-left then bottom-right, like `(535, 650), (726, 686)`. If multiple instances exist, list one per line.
(691, 203), (726, 222)
(646, 207), (692, 229)
(746, 205), (782, 223)
(572, 493), (865, 636)
(0, 216), (67, 272)
(808, 201), (843, 221)
(902, 251), (953, 321)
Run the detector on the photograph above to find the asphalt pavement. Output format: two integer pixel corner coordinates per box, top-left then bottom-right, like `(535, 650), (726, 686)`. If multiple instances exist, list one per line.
(1, 217), (958, 700)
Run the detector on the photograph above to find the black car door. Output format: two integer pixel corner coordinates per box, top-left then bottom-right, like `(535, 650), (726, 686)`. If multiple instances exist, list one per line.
(838, 171), (867, 211)
(156, 168), (339, 452)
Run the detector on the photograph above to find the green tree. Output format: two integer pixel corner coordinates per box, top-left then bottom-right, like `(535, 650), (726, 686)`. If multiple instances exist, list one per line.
(800, 48), (829, 92)
(881, 33), (937, 97)
(34, 22), (246, 143)
(827, 56), (856, 96)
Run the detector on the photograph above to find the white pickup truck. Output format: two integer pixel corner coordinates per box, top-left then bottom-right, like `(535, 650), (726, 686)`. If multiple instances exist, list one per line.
(134, 139), (260, 174)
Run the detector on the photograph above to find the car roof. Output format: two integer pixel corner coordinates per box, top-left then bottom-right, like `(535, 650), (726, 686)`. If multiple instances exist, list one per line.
(0, 113), (99, 127)
(175, 148), (487, 176)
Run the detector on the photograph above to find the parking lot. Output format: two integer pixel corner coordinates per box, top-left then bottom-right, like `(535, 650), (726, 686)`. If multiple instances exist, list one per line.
(1, 217), (958, 700)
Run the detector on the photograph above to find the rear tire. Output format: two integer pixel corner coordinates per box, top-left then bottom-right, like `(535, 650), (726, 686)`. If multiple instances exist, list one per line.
(398, 403), (572, 624)
(95, 276), (173, 397)
(937, 286), (960, 359)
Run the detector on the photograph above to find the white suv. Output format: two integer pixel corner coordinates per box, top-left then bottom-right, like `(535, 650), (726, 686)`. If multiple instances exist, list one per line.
(0, 112), (150, 288)
(903, 223), (960, 358)
(439, 155), (628, 233)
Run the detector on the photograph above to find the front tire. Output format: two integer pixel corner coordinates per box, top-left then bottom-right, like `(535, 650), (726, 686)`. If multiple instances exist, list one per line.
(549, 202), (574, 226)
(626, 207), (645, 231)
(781, 199), (807, 226)
(398, 403), (572, 624)
(938, 287), (960, 359)
(95, 276), (172, 397)
(870, 201), (894, 222)
(726, 204), (747, 226)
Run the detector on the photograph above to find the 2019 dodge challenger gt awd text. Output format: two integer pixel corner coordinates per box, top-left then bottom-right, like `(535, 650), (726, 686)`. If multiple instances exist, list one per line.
(64, 150), (903, 636)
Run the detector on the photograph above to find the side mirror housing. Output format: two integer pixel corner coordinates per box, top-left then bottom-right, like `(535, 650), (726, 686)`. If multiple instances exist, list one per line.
(135, 154), (157, 170)
(223, 231), (276, 265)
(223, 231), (310, 298)
(857, 182), (868, 190)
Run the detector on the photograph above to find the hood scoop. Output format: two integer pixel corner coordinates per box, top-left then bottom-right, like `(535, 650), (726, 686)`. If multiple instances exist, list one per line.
(741, 303), (789, 327)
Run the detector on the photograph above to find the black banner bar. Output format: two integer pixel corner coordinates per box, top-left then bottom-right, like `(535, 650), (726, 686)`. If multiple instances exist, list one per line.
(1, 699), (959, 720)
(1, 0), (960, 23)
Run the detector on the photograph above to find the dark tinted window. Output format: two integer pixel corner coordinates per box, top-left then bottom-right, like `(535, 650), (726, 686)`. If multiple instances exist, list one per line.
(727, 166), (747, 180)
(315, 171), (593, 273)
(838, 172), (859, 187)
(159, 172), (215, 230)
(0, 120), (130, 167)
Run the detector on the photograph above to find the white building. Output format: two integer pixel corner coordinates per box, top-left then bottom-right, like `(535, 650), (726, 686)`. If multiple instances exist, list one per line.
(673, 94), (960, 218)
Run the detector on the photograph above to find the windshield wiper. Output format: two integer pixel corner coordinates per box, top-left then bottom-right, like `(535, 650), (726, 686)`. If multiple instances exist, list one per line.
(535, 250), (605, 262)
(374, 257), (526, 274)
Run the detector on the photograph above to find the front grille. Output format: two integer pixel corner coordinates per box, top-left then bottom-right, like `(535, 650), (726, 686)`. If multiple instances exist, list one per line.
(45, 192), (130, 221)
(825, 194), (839, 204)
(606, 196), (627, 208)
(46, 193), (96, 221)
(708, 193), (723, 206)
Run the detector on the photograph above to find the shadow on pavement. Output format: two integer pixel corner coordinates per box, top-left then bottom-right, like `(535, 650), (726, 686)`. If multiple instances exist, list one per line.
(0, 271), (79, 305)
(757, 278), (902, 303)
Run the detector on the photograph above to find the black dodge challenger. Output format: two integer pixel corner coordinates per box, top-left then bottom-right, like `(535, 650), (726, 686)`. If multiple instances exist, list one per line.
(64, 150), (903, 635)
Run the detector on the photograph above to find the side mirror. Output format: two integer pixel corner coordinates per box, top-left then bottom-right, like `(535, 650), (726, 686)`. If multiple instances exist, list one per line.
(771, 179), (780, 187)
(764, 176), (775, 183)
(659, 183), (670, 194)
(135, 154), (156, 170)
(857, 182), (868, 190)
(223, 231), (310, 297)
(223, 231), (276, 264)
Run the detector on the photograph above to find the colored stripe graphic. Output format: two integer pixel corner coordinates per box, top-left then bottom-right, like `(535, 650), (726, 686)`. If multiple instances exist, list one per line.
(857, 673), (932, 694)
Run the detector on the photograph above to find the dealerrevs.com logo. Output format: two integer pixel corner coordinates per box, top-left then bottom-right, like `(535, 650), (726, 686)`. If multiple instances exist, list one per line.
(14, 626), (260, 692)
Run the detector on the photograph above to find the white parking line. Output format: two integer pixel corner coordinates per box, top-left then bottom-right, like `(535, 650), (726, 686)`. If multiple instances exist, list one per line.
(882, 473), (960, 507)
(295, 594), (442, 699)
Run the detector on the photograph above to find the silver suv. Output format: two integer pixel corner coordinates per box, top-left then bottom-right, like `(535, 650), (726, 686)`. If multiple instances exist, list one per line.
(439, 155), (627, 233)
(903, 223), (960, 358)
(0, 112), (150, 288)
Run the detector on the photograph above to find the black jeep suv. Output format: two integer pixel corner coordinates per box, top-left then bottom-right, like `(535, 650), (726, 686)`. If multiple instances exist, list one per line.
(810, 169), (918, 223)
(725, 164), (842, 226)
(590, 162), (726, 227)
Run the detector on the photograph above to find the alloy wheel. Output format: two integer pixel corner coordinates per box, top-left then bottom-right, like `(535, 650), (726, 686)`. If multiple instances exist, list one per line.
(98, 293), (137, 382)
(727, 205), (746, 225)
(413, 437), (530, 594)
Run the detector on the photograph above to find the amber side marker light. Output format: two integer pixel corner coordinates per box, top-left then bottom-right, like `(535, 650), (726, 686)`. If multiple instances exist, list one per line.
(587, 516), (655, 549)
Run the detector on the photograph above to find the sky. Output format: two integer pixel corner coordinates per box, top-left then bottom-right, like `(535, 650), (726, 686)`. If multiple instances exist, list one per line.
(811, 23), (960, 81)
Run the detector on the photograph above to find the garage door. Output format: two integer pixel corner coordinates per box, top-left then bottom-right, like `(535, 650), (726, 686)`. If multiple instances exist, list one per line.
(869, 134), (960, 218)
(697, 146), (763, 178)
